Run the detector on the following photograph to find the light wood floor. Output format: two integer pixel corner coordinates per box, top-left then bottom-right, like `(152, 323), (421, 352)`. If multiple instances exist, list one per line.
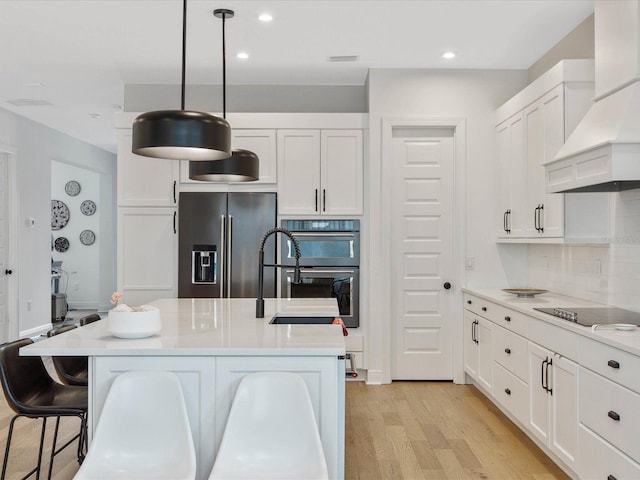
(0, 380), (568, 479)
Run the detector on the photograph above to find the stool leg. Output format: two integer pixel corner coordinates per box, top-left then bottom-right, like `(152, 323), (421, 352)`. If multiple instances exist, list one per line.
(34, 417), (47, 480)
(1, 415), (18, 480)
(46, 417), (61, 480)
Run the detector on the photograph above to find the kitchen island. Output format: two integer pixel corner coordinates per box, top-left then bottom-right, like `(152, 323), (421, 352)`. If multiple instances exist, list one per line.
(22, 298), (346, 480)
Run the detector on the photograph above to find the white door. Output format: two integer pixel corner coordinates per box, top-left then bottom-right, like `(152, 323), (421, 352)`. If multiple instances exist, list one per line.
(391, 129), (454, 380)
(528, 341), (552, 445)
(550, 354), (578, 471)
(0, 154), (9, 342)
(476, 317), (494, 392)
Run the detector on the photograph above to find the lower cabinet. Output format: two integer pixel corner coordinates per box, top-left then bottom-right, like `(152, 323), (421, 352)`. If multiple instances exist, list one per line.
(463, 311), (493, 392)
(528, 342), (578, 472)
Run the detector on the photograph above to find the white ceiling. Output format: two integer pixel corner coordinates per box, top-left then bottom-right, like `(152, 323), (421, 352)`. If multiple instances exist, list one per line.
(0, 0), (594, 153)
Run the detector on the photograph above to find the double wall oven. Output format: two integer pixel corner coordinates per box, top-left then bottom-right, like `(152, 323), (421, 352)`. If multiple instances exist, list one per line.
(281, 220), (360, 328)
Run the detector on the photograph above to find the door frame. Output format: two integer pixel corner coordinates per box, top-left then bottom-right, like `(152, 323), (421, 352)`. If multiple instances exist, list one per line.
(0, 144), (19, 341)
(380, 118), (466, 384)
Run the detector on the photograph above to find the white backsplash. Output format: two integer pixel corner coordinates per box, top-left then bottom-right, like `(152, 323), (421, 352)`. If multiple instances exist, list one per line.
(527, 191), (640, 310)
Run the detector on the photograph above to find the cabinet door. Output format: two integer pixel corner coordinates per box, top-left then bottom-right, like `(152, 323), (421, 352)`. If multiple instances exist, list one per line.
(117, 131), (179, 206)
(117, 207), (178, 306)
(277, 130), (320, 215)
(477, 317), (493, 392)
(550, 354), (578, 472)
(528, 341), (552, 446)
(179, 129), (277, 185)
(463, 311), (479, 380)
(496, 114), (525, 238)
(321, 130), (363, 215)
(525, 102), (544, 237)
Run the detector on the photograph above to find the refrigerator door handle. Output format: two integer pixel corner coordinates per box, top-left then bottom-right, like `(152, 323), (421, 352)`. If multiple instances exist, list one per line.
(227, 214), (233, 298)
(220, 215), (226, 298)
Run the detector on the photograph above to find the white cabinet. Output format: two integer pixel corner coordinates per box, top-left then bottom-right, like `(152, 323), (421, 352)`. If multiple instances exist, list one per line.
(117, 207), (178, 306)
(277, 130), (363, 215)
(495, 60), (594, 241)
(180, 129), (277, 185)
(527, 342), (578, 472)
(117, 131), (179, 207)
(463, 310), (493, 393)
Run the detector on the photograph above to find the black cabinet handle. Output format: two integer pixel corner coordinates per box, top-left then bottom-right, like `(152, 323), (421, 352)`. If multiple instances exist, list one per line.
(608, 410), (620, 421)
(504, 388), (511, 395)
(322, 189), (326, 212)
(467, 300), (472, 305)
(471, 320), (476, 344)
(504, 316), (511, 322)
(503, 210), (508, 233)
(546, 357), (553, 395)
(173, 211), (177, 234)
(608, 475), (618, 480)
(315, 189), (319, 212)
(505, 348), (511, 354)
(607, 360), (620, 369)
(4, 269), (11, 275)
(539, 204), (544, 233)
(507, 210), (511, 234)
(443, 282), (451, 290)
(481, 306), (487, 312)
(173, 180), (177, 204)
(534, 206), (539, 232)
(541, 358), (548, 392)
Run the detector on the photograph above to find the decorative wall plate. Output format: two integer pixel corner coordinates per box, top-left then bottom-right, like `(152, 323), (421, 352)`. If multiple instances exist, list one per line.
(54, 237), (70, 252)
(51, 200), (70, 230)
(79, 229), (95, 246)
(64, 180), (81, 196)
(80, 200), (96, 216)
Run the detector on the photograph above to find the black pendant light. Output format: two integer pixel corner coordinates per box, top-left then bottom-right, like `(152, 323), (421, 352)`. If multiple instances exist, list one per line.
(189, 8), (259, 182)
(132, 0), (231, 161)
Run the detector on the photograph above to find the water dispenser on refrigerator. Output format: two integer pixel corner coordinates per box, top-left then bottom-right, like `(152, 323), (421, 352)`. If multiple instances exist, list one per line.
(192, 245), (216, 284)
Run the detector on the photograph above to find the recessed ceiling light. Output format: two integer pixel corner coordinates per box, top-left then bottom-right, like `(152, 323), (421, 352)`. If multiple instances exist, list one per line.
(442, 51), (456, 60)
(258, 13), (272, 22)
(237, 52), (249, 60)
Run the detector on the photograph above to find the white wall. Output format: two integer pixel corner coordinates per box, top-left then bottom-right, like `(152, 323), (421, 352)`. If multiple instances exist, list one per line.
(528, 190), (640, 310)
(51, 161), (100, 309)
(366, 68), (530, 383)
(0, 105), (116, 337)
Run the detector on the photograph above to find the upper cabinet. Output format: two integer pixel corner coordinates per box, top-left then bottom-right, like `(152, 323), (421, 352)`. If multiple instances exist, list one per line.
(117, 131), (179, 207)
(495, 60), (595, 241)
(277, 129), (363, 216)
(180, 129), (277, 186)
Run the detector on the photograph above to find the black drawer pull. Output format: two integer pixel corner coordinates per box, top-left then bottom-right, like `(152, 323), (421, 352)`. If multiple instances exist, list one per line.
(608, 475), (618, 480)
(504, 348), (511, 354)
(481, 307), (487, 312)
(504, 316), (511, 322)
(467, 300), (472, 304)
(607, 360), (620, 369)
(608, 410), (620, 421)
(504, 388), (511, 395)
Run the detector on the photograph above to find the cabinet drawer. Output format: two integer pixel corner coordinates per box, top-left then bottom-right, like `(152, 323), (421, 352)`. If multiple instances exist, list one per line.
(463, 294), (496, 319)
(580, 368), (640, 461)
(528, 316), (578, 360)
(493, 325), (528, 382)
(579, 336), (640, 393)
(493, 362), (529, 427)
(491, 304), (528, 337)
(579, 425), (640, 480)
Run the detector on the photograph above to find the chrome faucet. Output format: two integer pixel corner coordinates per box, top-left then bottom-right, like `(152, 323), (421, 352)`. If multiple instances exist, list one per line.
(256, 227), (301, 318)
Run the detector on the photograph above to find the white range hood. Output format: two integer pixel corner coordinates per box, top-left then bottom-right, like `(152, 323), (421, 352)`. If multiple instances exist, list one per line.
(545, 0), (640, 193)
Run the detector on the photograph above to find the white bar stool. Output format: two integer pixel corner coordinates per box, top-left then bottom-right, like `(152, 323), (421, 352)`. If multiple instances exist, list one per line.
(74, 371), (196, 480)
(210, 371), (329, 480)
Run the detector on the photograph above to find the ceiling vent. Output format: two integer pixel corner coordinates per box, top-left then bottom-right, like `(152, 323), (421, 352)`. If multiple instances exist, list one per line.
(328, 55), (358, 62)
(6, 99), (53, 107)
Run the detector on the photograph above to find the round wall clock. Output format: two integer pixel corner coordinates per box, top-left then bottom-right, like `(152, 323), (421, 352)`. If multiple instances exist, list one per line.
(79, 229), (96, 246)
(80, 200), (96, 216)
(51, 200), (70, 230)
(64, 180), (81, 197)
(54, 237), (70, 253)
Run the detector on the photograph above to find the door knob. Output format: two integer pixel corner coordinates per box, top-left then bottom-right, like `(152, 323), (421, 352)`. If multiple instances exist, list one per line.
(443, 282), (451, 290)
(4, 269), (11, 275)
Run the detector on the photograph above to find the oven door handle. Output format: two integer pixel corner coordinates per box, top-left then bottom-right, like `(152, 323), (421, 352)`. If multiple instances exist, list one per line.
(286, 268), (356, 275)
(288, 232), (356, 238)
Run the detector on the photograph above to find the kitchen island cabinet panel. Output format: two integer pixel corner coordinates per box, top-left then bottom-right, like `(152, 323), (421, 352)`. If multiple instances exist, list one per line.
(463, 310), (493, 393)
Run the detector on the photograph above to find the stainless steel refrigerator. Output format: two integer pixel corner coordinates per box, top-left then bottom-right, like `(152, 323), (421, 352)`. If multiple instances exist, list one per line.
(178, 192), (277, 298)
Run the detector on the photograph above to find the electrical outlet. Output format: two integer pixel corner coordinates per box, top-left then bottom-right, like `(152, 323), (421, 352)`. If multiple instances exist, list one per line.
(465, 257), (475, 270)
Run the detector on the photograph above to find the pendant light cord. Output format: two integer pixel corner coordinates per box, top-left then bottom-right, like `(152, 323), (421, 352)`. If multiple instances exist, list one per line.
(181, 0), (187, 111)
(222, 12), (227, 118)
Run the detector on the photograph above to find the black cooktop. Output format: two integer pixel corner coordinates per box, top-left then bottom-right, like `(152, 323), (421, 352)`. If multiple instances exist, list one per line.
(533, 307), (640, 327)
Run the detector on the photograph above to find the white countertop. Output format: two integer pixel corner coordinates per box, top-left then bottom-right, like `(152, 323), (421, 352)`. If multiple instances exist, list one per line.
(22, 298), (345, 357)
(463, 288), (640, 356)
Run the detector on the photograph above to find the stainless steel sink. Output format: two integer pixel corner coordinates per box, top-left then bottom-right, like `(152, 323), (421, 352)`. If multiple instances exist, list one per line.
(269, 316), (335, 325)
